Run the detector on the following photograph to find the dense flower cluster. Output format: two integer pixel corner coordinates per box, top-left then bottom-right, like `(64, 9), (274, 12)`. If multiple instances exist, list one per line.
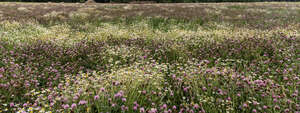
(0, 4), (300, 112)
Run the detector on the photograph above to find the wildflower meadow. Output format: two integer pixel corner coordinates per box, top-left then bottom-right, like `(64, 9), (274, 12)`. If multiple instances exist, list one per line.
(0, 2), (299, 113)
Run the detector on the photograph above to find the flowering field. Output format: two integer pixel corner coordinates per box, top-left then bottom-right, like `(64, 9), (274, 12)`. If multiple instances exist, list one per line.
(0, 2), (300, 113)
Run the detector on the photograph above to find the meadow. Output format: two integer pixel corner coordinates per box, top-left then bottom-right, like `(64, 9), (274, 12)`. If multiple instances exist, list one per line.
(0, 2), (299, 113)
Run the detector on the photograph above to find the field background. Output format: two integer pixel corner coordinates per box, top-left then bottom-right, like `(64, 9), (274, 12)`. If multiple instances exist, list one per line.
(0, 2), (299, 113)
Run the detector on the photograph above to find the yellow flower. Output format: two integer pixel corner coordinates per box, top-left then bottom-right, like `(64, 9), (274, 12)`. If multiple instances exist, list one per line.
(45, 104), (49, 107)
(86, 107), (91, 112)
(39, 108), (45, 113)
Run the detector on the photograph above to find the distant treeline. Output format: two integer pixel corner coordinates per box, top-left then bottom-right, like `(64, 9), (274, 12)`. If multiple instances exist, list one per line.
(0, 0), (299, 3)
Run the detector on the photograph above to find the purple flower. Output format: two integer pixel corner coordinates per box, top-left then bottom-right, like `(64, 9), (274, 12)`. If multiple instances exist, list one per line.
(134, 102), (139, 107)
(227, 97), (231, 101)
(218, 89), (223, 95)
(183, 87), (188, 92)
(121, 105), (128, 111)
(0, 67), (4, 73)
(114, 90), (124, 98)
(172, 74), (176, 79)
(111, 103), (116, 107)
(73, 96), (79, 100)
(273, 99), (278, 103)
(62, 104), (70, 109)
(23, 103), (28, 107)
(253, 101), (258, 105)
(252, 109), (257, 113)
(100, 88), (105, 92)
(94, 95), (99, 100)
(133, 106), (137, 111)
(114, 81), (120, 86)
(122, 98), (127, 102)
(201, 109), (206, 113)
(10, 103), (14, 107)
(142, 90), (146, 94)
(284, 109), (289, 113)
(151, 102), (155, 106)
(79, 100), (88, 105)
(172, 105), (177, 110)
(274, 105), (280, 110)
(140, 107), (145, 113)
(50, 102), (55, 106)
(193, 104), (200, 109)
(63, 97), (68, 103)
(202, 87), (207, 91)
(149, 108), (157, 113)
(161, 104), (167, 109)
(189, 109), (194, 113)
(71, 103), (77, 109)
(263, 105), (268, 109)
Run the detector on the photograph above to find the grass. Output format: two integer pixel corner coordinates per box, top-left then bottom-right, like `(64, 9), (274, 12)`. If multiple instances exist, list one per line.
(0, 2), (299, 113)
